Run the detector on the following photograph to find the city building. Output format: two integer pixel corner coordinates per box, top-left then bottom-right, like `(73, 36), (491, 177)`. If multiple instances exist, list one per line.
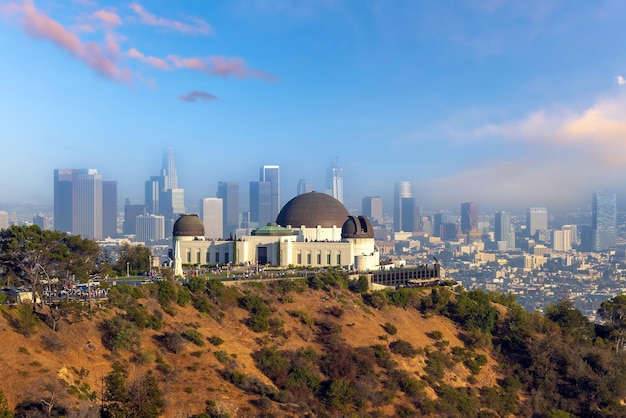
(123, 200), (147, 235)
(102, 180), (118, 238)
(297, 178), (314, 195)
(260, 165), (280, 220)
(217, 181), (239, 238)
(592, 190), (617, 251)
(394, 181), (412, 232)
(136, 214), (165, 244)
(144, 148), (184, 234)
(527, 207), (548, 238)
(0, 211), (8, 229)
(362, 196), (383, 225)
(432, 213), (449, 238)
(325, 161), (343, 203)
(494, 211), (515, 250)
(460, 202), (478, 233)
(200, 198), (223, 239)
(162, 147), (178, 190)
(172, 192), (379, 276)
(33, 214), (50, 230)
(250, 181), (272, 227)
(551, 228), (572, 252)
(76, 170), (103, 240)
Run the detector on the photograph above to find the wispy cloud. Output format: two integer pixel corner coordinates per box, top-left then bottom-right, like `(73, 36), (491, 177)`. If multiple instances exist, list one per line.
(127, 47), (170, 70)
(129, 2), (213, 35)
(168, 55), (275, 80)
(4, 0), (130, 83)
(618, 75), (626, 85)
(178, 90), (219, 103)
(93, 9), (121, 27)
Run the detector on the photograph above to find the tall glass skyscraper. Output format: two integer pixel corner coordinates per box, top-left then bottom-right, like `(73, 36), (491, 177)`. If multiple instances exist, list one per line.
(394, 181), (412, 232)
(260, 165), (280, 220)
(461, 202), (478, 233)
(592, 190), (617, 251)
(326, 161), (343, 203)
(494, 211), (515, 250)
(217, 181), (239, 237)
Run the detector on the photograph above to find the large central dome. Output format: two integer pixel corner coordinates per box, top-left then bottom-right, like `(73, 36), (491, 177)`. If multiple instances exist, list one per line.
(276, 191), (350, 228)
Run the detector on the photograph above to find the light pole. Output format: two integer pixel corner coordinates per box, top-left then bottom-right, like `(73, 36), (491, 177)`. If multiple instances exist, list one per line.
(126, 262), (130, 277)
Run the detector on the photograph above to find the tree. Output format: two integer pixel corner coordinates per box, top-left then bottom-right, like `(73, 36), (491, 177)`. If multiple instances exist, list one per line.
(114, 244), (152, 275)
(0, 389), (14, 418)
(598, 294), (626, 351)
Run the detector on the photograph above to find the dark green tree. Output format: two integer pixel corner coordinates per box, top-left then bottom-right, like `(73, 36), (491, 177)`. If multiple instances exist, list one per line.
(598, 294), (626, 350)
(114, 243), (152, 275)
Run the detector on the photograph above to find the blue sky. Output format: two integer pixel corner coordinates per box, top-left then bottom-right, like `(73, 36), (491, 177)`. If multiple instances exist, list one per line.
(2, 0), (626, 215)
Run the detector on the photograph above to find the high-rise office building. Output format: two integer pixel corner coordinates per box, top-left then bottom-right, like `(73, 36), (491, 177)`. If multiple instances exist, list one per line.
(551, 228), (572, 252)
(217, 181), (239, 237)
(401, 197), (416, 232)
(494, 211), (515, 250)
(394, 181), (412, 232)
(102, 180), (118, 238)
(592, 190), (617, 251)
(76, 170), (102, 240)
(123, 199), (147, 235)
(527, 207), (548, 238)
(162, 147), (178, 190)
(136, 214), (165, 244)
(260, 165), (280, 219)
(297, 179), (314, 195)
(362, 196), (383, 225)
(432, 213), (449, 238)
(200, 198), (223, 239)
(461, 202), (478, 233)
(326, 161), (343, 203)
(54, 168), (115, 240)
(144, 176), (162, 215)
(250, 181), (272, 226)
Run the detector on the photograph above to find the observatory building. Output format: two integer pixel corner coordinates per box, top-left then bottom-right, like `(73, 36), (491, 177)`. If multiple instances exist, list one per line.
(172, 192), (380, 276)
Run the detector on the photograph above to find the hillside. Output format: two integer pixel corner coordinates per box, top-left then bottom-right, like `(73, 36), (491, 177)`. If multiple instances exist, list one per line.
(0, 274), (625, 417)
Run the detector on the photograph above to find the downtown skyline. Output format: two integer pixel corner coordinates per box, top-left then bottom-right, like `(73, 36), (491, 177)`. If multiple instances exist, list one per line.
(2, 1), (626, 213)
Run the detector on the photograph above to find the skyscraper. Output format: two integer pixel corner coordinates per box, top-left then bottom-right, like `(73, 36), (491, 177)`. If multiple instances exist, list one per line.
(326, 161), (343, 203)
(592, 190), (617, 251)
(250, 181), (272, 226)
(76, 170), (102, 240)
(362, 196), (383, 225)
(102, 180), (117, 238)
(217, 181), (239, 237)
(144, 176), (162, 215)
(527, 207), (548, 238)
(394, 181), (412, 232)
(432, 213), (449, 238)
(136, 214), (165, 244)
(54, 168), (81, 233)
(494, 211), (515, 250)
(297, 179), (314, 195)
(123, 199), (147, 235)
(460, 202), (478, 233)
(200, 198), (223, 239)
(260, 165), (280, 219)
(161, 147), (178, 190)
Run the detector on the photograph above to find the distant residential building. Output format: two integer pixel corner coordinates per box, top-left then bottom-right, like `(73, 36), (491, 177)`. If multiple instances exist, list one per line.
(461, 202), (478, 233)
(0, 211), (8, 229)
(136, 214), (165, 244)
(325, 161), (343, 203)
(297, 178), (314, 195)
(362, 196), (383, 225)
(33, 214), (50, 230)
(526, 207), (548, 238)
(200, 198), (223, 239)
(593, 190), (617, 251)
(552, 229), (572, 252)
(217, 181), (239, 238)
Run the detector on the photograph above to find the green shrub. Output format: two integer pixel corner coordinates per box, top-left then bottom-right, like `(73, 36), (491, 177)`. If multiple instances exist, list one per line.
(382, 322), (398, 335)
(389, 339), (418, 358)
(214, 350), (229, 363)
(208, 335), (224, 346)
(182, 329), (205, 346)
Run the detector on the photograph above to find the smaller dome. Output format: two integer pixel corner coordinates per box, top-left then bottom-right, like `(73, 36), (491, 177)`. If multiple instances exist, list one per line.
(342, 215), (374, 239)
(173, 214), (205, 237)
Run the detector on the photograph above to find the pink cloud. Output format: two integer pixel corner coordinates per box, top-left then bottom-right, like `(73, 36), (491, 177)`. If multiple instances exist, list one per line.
(168, 54), (275, 80)
(178, 90), (219, 102)
(9, 0), (130, 83)
(127, 47), (170, 70)
(129, 2), (213, 35)
(93, 10), (121, 27)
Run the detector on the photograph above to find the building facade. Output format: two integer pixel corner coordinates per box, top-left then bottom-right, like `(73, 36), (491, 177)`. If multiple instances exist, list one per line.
(200, 198), (223, 239)
(362, 196), (383, 225)
(592, 190), (617, 251)
(217, 181), (239, 238)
